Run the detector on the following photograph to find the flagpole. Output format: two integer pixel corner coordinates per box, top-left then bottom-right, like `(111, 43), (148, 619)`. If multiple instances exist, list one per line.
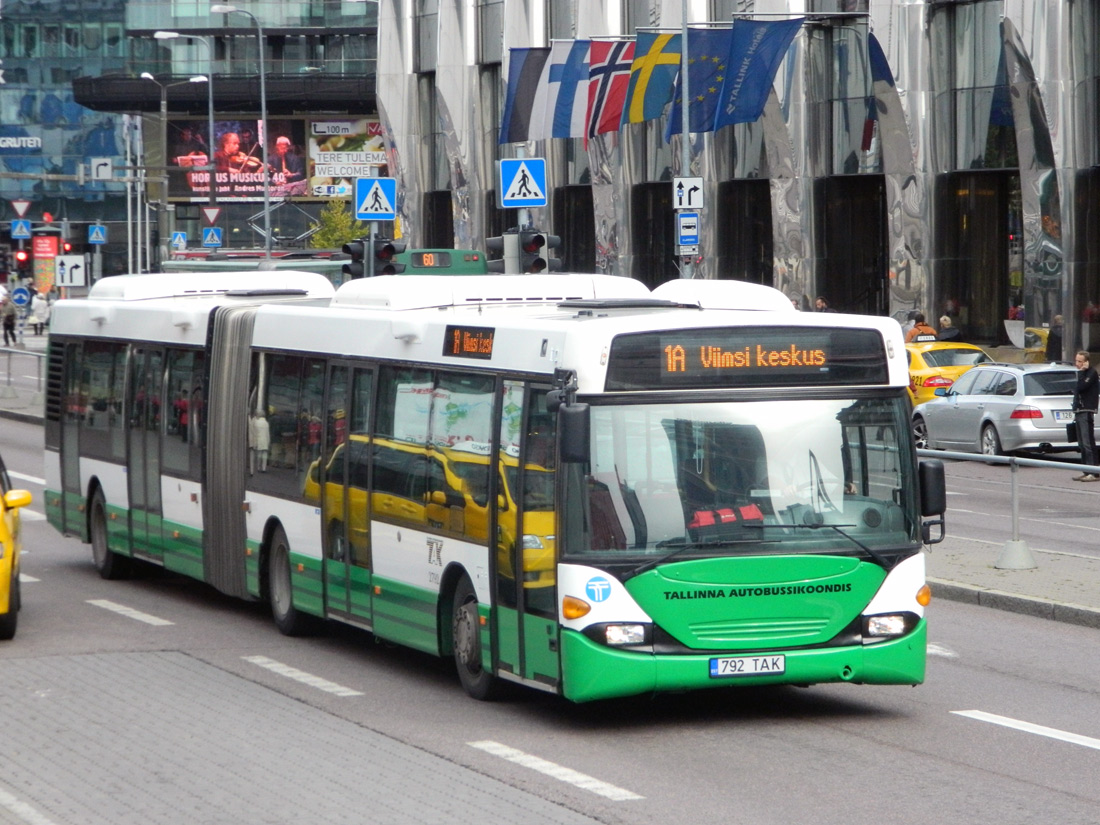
(680, 2), (694, 279)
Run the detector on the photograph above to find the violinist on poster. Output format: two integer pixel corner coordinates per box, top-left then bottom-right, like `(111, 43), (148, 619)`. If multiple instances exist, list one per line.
(214, 132), (265, 173)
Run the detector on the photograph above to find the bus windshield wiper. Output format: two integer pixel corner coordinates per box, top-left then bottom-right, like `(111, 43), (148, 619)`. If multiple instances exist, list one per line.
(755, 521), (892, 568)
(622, 536), (778, 581)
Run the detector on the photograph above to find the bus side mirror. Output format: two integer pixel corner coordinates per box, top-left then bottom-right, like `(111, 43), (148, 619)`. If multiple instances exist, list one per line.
(559, 403), (590, 464)
(919, 459), (946, 544)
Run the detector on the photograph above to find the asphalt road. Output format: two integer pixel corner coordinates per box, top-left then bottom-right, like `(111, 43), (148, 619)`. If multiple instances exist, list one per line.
(3, 419), (1099, 825)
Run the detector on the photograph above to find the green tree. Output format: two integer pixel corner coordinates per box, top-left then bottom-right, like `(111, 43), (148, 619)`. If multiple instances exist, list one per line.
(309, 199), (368, 249)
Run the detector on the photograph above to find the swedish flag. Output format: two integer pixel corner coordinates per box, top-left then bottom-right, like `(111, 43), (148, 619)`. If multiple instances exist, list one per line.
(621, 32), (682, 126)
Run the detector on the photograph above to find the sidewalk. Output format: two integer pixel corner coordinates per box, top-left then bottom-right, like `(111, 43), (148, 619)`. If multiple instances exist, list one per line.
(2, 357), (1098, 630)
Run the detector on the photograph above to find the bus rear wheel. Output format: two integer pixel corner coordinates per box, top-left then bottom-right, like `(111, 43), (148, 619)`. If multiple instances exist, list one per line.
(452, 574), (499, 700)
(90, 490), (130, 580)
(268, 525), (315, 636)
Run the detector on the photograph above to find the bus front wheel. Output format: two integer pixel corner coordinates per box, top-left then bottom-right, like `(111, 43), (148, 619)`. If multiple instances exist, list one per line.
(268, 525), (315, 636)
(452, 574), (499, 700)
(90, 490), (130, 580)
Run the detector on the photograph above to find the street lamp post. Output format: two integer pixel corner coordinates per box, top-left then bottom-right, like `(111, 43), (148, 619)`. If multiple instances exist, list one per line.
(211, 4), (271, 258)
(140, 72), (208, 270)
(154, 31), (217, 211)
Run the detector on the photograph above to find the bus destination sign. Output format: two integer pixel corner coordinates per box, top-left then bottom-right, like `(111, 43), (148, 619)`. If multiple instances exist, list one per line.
(605, 327), (888, 390)
(444, 324), (495, 360)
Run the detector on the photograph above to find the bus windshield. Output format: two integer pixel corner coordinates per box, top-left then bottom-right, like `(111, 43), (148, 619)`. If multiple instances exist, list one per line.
(563, 395), (918, 564)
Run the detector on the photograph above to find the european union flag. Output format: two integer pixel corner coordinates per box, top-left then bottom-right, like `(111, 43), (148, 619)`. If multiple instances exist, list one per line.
(621, 32), (682, 126)
(666, 28), (733, 139)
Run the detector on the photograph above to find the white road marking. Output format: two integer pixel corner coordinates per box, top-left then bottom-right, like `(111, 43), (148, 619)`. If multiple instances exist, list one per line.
(0, 786), (62, 825)
(242, 655), (364, 697)
(926, 643), (957, 658)
(18, 574), (39, 583)
(952, 710), (1100, 751)
(8, 470), (45, 485)
(469, 740), (644, 801)
(86, 599), (174, 626)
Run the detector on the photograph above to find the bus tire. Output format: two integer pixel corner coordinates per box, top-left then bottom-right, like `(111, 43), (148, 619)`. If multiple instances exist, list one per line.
(90, 490), (130, 580)
(268, 525), (315, 636)
(452, 574), (499, 700)
(0, 571), (17, 640)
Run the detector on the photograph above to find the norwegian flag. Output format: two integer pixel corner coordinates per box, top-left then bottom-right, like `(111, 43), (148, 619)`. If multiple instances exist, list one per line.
(586, 38), (635, 139)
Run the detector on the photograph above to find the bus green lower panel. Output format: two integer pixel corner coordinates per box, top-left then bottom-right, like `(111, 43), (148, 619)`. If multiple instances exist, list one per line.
(44, 488), (65, 535)
(560, 620), (927, 703)
(372, 577), (439, 656)
(288, 551), (325, 617)
(161, 520), (205, 580)
(246, 542), (261, 597)
(348, 566), (373, 623)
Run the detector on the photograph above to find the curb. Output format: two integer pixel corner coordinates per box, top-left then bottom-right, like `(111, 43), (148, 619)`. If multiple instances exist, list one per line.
(0, 407), (42, 425)
(929, 577), (1100, 629)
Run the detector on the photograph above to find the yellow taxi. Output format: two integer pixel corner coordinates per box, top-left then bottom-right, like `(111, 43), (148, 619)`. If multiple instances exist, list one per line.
(1, 451), (32, 640)
(906, 341), (993, 406)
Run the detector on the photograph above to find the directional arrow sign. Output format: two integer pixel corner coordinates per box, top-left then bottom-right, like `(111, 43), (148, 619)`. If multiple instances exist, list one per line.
(673, 176), (704, 210)
(56, 255), (87, 287)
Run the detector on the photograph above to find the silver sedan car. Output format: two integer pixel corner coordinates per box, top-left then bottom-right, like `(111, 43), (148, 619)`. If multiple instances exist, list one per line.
(912, 363), (1090, 455)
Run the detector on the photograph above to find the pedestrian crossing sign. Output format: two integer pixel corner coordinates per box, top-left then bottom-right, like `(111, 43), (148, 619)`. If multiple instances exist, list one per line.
(171, 231), (188, 250)
(355, 177), (397, 221)
(498, 158), (547, 208)
(87, 224), (107, 245)
(202, 227), (223, 248)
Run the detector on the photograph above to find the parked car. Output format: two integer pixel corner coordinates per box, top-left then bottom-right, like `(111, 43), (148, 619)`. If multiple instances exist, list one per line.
(912, 362), (1087, 455)
(906, 341), (993, 406)
(1, 451), (32, 640)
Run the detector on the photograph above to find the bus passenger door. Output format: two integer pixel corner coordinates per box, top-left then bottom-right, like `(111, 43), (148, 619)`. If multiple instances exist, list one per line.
(494, 383), (560, 690)
(127, 346), (165, 562)
(321, 364), (350, 617)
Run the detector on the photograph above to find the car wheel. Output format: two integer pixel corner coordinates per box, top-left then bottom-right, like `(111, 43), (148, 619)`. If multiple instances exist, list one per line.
(912, 416), (929, 450)
(0, 570), (17, 640)
(981, 423), (1003, 457)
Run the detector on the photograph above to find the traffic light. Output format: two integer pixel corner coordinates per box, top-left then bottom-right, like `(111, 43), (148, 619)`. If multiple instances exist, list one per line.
(372, 239), (406, 275)
(518, 231), (561, 273)
(542, 234), (562, 272)
(14, 248), (30, 275)
(486, 232), (518, 274)
(341, 239), (366, 279)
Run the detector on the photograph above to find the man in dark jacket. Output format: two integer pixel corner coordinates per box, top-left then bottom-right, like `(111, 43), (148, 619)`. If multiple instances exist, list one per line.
(1072, 351), (1100, 481)
(1045, 315), (1064, 361)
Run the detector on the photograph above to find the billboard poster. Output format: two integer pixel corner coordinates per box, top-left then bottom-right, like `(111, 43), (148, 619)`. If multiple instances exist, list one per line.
(168, 119), (308, 202)
(307, 119), (386, 198)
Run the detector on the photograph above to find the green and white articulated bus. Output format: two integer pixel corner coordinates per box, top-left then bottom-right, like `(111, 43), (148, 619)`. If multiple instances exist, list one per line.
(45, 270), (946, 703)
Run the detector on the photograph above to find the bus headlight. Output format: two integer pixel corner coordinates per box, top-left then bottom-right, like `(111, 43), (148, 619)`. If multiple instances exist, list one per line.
(521, 534), (543, 549)
(605, 624), (647, 646)
(863, 613), (917, 638)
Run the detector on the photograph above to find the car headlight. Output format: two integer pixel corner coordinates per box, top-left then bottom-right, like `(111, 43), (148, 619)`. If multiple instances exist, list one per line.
(521, 534), (543, 549)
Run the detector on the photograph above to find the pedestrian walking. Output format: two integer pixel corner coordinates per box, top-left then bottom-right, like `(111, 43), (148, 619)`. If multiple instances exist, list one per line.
(1045, 315), (1064, 361)
(938, 315), (961, 342)
(905, 312), (938, 343)
(1072, 350), (1100, 481)
(28, 290), (50, 336)
(1, 297), (17, 347)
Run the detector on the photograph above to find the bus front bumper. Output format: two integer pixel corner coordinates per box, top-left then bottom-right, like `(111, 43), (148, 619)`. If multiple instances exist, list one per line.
(559, 620), (926, 703)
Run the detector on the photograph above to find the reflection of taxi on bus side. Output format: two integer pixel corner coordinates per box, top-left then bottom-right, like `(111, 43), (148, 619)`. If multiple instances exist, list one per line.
(303, 437), (555, 589)
(906, 341), (993, 406)
(1, 451), (33, 640)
